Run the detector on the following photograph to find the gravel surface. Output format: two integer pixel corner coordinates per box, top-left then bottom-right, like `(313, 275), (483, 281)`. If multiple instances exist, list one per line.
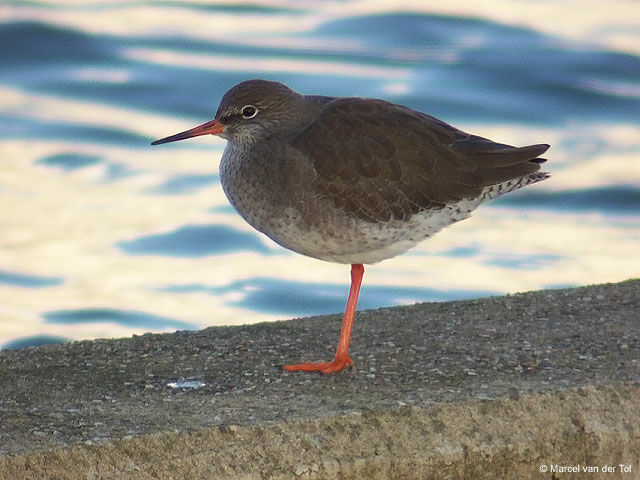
(0, 279), (638, 457)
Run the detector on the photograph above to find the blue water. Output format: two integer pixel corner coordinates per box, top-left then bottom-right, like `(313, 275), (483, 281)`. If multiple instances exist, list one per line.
(0, 269), (64, 289)
(117, 224), (275, 257)
(1, 1), (638, 349)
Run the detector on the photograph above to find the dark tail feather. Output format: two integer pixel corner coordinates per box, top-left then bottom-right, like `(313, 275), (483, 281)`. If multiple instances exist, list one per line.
(477, 144), (550, 185)
(529, 157), (547, 164)
(474, 143), (550, 167)
(454, 137), (550, 166)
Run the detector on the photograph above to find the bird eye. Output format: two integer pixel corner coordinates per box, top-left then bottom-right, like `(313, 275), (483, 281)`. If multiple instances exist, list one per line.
(241, 105), (258, 119)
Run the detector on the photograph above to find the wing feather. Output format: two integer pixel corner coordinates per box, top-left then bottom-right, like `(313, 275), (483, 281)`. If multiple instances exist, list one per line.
(291, 98), (549, 222)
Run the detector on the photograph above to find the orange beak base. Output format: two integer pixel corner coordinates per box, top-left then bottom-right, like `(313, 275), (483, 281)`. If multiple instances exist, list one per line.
(151, 119), (225, 145)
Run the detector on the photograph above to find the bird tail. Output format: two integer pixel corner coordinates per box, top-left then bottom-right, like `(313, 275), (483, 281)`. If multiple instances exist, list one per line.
(456, 139), (550, 186)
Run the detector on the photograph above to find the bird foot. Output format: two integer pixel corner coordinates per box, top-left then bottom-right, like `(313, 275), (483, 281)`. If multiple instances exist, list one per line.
(283, 354), (353, 374)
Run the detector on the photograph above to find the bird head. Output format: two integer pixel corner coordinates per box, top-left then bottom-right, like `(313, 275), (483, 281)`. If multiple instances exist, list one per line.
(151, 79), (306, 146)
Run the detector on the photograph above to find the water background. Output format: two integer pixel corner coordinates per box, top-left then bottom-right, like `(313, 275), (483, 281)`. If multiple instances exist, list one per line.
(1, 0), (639, 349)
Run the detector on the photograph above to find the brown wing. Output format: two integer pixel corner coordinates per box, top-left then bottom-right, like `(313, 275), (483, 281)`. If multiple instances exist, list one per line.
(291, 98), (549, 223)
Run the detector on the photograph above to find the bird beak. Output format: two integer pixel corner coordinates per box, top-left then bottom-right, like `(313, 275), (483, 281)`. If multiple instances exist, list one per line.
(151, 119), (225, 145)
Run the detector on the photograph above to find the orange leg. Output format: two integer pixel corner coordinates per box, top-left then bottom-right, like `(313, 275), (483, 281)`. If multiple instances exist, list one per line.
(284, 264), (364, 374)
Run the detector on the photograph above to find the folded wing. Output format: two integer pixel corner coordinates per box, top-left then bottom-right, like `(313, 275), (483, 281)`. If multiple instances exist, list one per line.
(291, 98), (549, 223)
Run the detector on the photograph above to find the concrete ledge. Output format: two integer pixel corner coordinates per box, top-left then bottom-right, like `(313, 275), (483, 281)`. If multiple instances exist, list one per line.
(2, 385), (639, 479)
(1, 384), (639, 479)
(1, 279), (638, 479)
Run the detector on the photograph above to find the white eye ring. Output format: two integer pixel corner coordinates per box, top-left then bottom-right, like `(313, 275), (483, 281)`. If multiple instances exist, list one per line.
(241, 105), (258, 119)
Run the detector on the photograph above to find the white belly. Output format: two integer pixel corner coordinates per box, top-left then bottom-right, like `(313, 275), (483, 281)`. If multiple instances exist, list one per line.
(263, 197), (482, 265)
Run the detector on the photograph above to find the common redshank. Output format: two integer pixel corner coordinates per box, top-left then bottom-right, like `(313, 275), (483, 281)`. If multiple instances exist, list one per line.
(152, 79), (549, 374)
